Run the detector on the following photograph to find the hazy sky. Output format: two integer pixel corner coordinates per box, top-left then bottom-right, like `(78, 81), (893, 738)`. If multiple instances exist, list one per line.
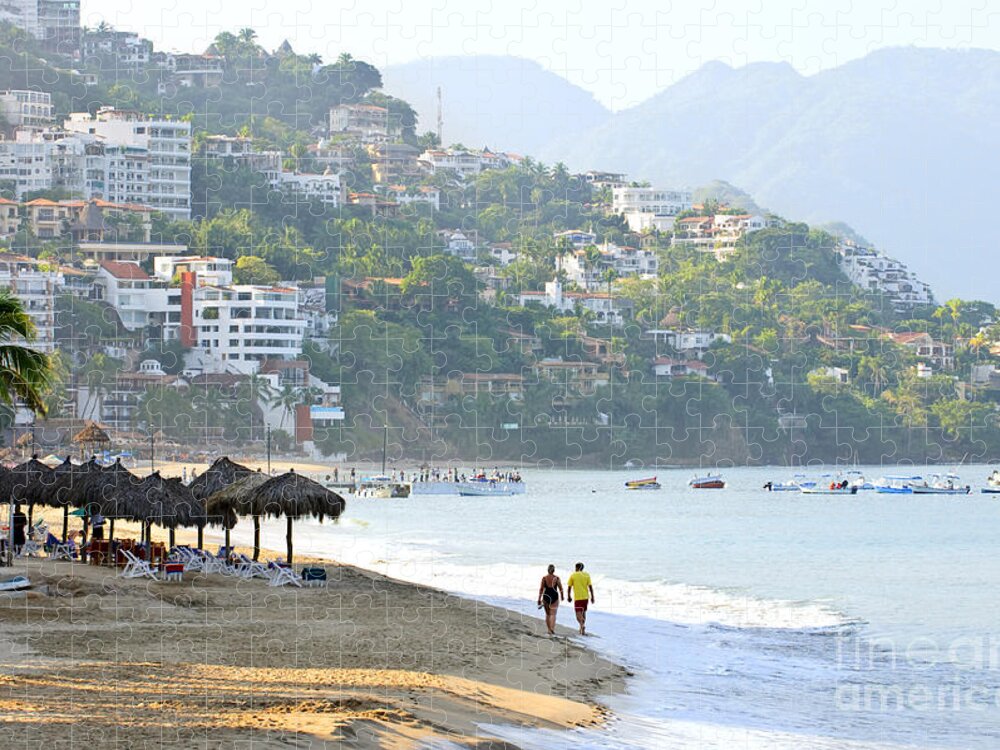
(83, 0), (1000, 111)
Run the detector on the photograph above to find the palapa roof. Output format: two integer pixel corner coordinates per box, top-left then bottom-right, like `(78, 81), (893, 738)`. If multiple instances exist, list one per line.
(188, 456), (255, 500)
(72, 421), (111, 445)
(135, 472), (203, 528)
(0, 457), (55, 505)
(204, 469), (345, 521)
(251, 469), (346, 521)
(203, 471), (269, 528)
(44, 456), (96, 508)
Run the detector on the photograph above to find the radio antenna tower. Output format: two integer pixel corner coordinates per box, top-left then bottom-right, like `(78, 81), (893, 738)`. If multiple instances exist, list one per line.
(436, 86), (443, 145)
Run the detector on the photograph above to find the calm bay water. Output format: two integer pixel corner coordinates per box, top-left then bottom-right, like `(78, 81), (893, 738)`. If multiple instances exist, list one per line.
(215, 465), (1000, 748)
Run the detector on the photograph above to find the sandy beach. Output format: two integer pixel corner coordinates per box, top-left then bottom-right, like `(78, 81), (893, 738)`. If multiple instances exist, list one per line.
(0, 511), (626, 749)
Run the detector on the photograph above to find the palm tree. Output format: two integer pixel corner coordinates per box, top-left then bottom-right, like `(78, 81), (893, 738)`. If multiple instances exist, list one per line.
(0, 291), (50, 414)
(273, 384), (301, 430)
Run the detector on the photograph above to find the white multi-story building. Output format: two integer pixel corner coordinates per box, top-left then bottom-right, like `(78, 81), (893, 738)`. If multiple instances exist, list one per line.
(672, 213), (767, 256)
(641, 328), (732, 358)
(0, 89), (53, 130)
(557, 243), (658, 290)
(97, 256), (308, 373)
(0, 253), (62, 351)
(328, 103), (398, 142)
(0, 0), (79, 51)
(518, 278), (632, 328)
(64, 108), (191, 219)
(201, 134), (283, 185)
(836, 242), (935, 313)
(417, 148), (512, 180)
(81, 29), (152, 71)
(612, 186), (693, 232)
(277, 170), (341, 206)
(440, 230), (476, 262)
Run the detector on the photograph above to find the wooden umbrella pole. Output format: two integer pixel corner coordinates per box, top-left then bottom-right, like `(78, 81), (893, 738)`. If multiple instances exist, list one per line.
(27, 502), (33, 528)
(224, 526), (231, 558)
(253, 515), (261, 561)
(286, 515), (293, 564)
(62, 506), (68, 543)
(108, 518), (115, 566)
(197, 525), (204, 550)
(168, 527), (175, 550)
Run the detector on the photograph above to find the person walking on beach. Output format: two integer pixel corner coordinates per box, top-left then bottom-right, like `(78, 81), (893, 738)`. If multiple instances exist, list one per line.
(91, 511), (105, 541)
(566, 562), (595, 635)
(537, 564), (563, 635)
(11, 505), (26, 555)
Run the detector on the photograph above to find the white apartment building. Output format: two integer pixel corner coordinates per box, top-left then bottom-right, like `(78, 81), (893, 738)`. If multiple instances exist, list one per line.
(0, 89), (53, 130)
(518, 278), (631, 328)
(277, 170), (341, 206)
(557, 243), (658, 290)
(97, 256), (308, 373)
(440, 230), (476, 261)
(64, 108), (191, 219)
(836, 242), (935, 312)
(328, 103), (398, 142)
(612, 186), (693, 232)
(81, 29), (152, 71)
(417, 148), (512, 179)
(641, 328), (732, 358)
(672, 213), (767, 256)
(0, 0), (79, 51)
(201, 135), (283, 184)
(0, 253), (62, 351)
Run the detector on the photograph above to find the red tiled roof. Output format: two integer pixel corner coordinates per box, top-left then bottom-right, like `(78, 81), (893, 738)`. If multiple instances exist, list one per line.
(99, 260), (149, 280)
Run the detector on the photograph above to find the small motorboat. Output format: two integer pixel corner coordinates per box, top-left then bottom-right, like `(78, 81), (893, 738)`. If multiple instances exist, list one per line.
(689, 474), (725, 489)
(764, 474), (813, 492)
(910, 474), (970, 495)
(800, 485), (859, 495)
(874, 476), (920, 494)
(355, 476), (410, 498)
(626, 477), (662, 490)
(458, 481), (521, 497)
(983, 470), (1000, 493)
(0, 575), (30, 592)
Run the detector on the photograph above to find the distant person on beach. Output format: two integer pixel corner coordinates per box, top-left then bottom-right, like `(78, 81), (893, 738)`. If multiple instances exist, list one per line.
(566, 562), (595, 635)
(91, 511), (105, 541)
(11, 505), (26, 554)
(537, 564), (564, 635)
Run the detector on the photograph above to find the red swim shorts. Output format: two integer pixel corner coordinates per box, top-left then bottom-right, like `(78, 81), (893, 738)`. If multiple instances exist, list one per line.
(573, 599), (588, 612)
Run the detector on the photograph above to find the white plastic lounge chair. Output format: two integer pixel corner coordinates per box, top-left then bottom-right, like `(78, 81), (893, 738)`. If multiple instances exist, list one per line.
(233, 553), (269, 580)
(267, 561), (302, 588)
(119, 549), (158, 580)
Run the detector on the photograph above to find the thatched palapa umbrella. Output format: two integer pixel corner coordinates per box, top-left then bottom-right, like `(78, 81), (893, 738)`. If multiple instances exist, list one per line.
(80, 457), (141, 545)
(43, 456), (97, 544)
(72, 421), (111, 461)
(190, 457), (255, 553)
(248, 469), (345, 564)
(0, 456), (56, 538)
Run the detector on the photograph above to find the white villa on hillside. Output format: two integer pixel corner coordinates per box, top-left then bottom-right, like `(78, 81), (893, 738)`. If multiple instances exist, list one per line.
(836, 241), (934, 313)
(517, 279), (631, 327)
(557, 243), (658, 290)
(612, 186), (693, 232)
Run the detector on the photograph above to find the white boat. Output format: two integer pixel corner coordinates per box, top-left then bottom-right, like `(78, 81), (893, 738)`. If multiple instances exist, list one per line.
(875, 475), (921, 494)
(764, 474), (813, 491)
(411, 476), (526, 495)
(355, 476), (410, 498)
(800, 485), (858, 495)
(910, 474), (970, 495)
(458, 480), (522, 497)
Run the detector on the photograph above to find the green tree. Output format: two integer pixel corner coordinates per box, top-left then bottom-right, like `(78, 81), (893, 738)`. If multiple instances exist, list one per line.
(234, 255), (281, 285)
(0, 292), (50, 414)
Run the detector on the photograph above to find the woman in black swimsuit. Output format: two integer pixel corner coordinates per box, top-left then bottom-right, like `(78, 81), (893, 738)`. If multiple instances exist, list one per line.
(537, 564), (564, 635)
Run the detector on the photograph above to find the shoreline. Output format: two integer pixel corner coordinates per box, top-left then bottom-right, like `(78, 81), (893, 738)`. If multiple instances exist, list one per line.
(0, 510), (628, 749)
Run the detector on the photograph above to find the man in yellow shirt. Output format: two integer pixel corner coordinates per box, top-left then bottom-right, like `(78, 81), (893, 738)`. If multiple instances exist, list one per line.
(566, 562), (595, 635)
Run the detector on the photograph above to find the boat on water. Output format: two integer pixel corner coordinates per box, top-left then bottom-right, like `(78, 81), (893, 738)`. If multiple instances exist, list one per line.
(626, 477), (662, 490)
(800, 485), (859, 495)
(874, 475), (921, 494)
(355, 476), (410, 498)
(689, 474), (725, 489)
(764, 474), (813, 492)
(982, 470), (1000, 493)
(843, 470), (875, 490)
(457, 479), (522, 497)
(411, 470), (526, 496)
(910, 473), (970, 495)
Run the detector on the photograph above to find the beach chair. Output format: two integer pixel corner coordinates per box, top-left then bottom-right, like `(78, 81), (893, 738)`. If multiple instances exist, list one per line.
(50, 541), (77, 561)
(300, 566), (327, 588)
(18, 539), (41, 558)
(233, 553), (269, 580)
(119, 549), (158, 580)
(267, 561), (302, 588)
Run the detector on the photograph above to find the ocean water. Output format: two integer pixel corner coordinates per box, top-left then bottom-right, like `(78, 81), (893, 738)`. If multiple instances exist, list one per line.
(213, 466), (1000, 749)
